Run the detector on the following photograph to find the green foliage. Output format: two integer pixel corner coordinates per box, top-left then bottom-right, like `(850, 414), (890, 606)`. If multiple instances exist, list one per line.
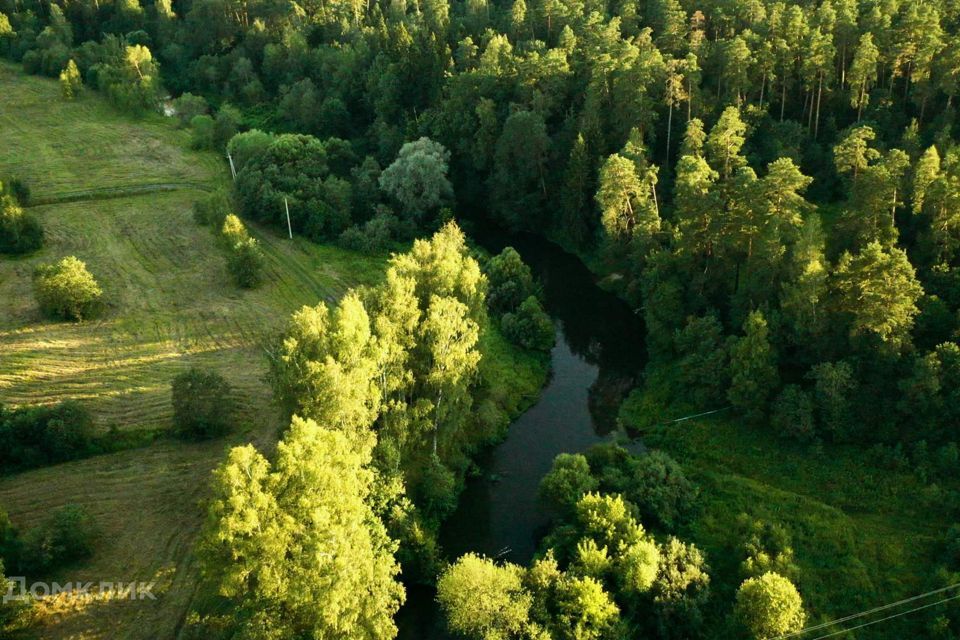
(171, 92), (208, 128)
(501, 296), (555, 351)
(651, 537), (711, 639)
(486, 247), (537, 315)
(58, 59), (81, 99)
(171, 368), (233, 440)
(191, 190), (230, 227)
(437, 553), (532, 640)
(0, 188), (42, 254)
(771, 385), (816, 442)
(227, 237), (265, 288)
(234, 133), (353, 241)
(226, 129), (274, 173)
(195, 416), (404, 639)
(19, 504), (97, 573)
(540, 453), (599, 515)
(832, 242), (924, 350)
(0, 401), (96, 473)
(728, 311), (778, 422)
(734, 572), (805, 640)
(94, 45), (161, 114)
(378, 137), (453, 222)
(33, 256), (103, 321)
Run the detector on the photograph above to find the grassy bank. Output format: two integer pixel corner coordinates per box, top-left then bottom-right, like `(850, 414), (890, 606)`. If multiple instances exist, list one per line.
(620, 389), (953, 638)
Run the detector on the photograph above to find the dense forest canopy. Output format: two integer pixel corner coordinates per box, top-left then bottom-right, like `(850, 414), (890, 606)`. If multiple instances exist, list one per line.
(3, 0), (960, 637)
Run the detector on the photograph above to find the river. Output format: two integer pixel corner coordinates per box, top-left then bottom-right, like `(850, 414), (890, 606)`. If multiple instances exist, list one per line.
(397, 231), (646, 638)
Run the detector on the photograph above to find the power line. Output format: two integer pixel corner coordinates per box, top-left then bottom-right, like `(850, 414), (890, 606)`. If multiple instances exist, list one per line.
(774, 582), (960, 639)
(803, 592), (960, 640)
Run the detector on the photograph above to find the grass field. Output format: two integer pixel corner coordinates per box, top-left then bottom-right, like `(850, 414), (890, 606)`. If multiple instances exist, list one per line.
(620, 388), (953, 639)
(0, 64), (388, 638)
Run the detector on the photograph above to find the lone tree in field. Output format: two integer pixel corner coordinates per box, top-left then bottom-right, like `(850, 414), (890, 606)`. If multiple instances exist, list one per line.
(171, 368), (233, 439)
(734, 572), (806, 640)
(59, 60), (81, 100)
(0, 187), (42, 254)
(33, 256), (102, 321)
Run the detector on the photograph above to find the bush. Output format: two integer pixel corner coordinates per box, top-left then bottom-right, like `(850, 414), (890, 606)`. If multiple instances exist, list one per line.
(227, 237), (264, 288)
(337, 210), (397, 253)
(19, 504), (97, 572)
(33, 256), (103, 321)
(4, 177), (31, 206)
(772, 385), (816, 442)
(171, 92), (208, 128)
(0, 189), (42, 254)
(190, 114), (215, 150)
(0, 401), (96, 473)
(501, 296), (555, 351)
(171, 368), (233, 439)
(220, 213), (249, 247)
(192, 190), (230, 227)
(212, 104), (242, 152)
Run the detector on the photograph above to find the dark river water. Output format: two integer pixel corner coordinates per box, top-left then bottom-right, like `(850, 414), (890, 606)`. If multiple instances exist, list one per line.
(397, 231), (646, 638)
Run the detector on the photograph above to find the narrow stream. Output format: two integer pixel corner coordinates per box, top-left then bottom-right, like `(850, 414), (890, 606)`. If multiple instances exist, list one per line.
(398, 232), (646, 638)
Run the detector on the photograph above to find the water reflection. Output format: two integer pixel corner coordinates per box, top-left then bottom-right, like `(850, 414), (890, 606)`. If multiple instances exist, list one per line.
(396, 232), (646, 639)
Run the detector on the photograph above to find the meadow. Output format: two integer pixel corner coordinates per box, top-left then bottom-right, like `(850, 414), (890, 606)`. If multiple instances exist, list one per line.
(620, 389), (954, 638)
(0, 63), (386, 638)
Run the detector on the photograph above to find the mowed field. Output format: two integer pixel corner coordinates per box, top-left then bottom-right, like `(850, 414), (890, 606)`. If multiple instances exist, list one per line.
(0, 63), (385, 638)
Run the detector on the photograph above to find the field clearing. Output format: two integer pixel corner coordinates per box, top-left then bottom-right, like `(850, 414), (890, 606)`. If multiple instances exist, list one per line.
(0, 65), (389, 638)
(0, 62), (218, 198)
(640, 413), (950, 639)
(0, 440), (230, 640)
(0, 191), (385, 432)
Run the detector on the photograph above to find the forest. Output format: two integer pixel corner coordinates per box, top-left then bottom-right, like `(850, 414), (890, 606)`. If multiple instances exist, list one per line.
(1, 0), (960, 637)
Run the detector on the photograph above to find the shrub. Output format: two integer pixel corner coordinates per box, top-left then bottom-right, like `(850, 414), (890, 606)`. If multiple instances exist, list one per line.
(771, 385), (816, 442)
(0, 190), (42, 254)
(171, 368), (233, 439)
(501, 296), (555, 351)
(19, 504), (97, 572)
(5, 178), (31, 206)
(190, 114), (215, 150)
(220, 213), (249, 247)
(59, 59), (81, 99)
(0, 401), (96, 473)
(171, 92), (208, 128)
(337, 210), (397, 253)
(192, 190), (230, 227)
(212, 104), (242, 152)
(227, 237), (264, 288)
(33, 256), (103, 321)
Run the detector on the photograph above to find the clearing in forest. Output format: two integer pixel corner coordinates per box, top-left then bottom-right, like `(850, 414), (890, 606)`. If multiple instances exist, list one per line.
(0, 63), (384, 638)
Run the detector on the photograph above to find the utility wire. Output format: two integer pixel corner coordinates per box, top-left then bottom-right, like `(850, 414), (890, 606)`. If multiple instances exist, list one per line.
(773, 582), (960, 639)
(802, 592), (960, 640)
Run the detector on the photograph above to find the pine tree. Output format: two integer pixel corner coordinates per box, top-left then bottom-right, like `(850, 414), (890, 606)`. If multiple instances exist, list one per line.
(728, 310), (779, 421)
